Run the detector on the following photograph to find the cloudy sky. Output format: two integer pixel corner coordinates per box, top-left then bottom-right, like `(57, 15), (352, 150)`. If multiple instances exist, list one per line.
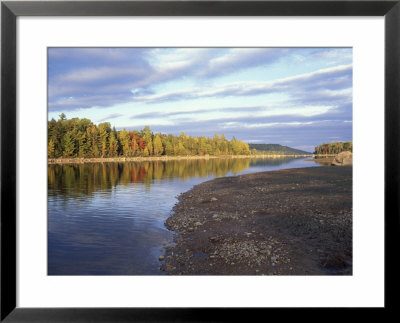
(48, 47), (352, 152)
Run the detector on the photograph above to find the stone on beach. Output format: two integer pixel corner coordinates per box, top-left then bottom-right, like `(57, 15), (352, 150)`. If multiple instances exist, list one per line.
(331, 151), (352, 166)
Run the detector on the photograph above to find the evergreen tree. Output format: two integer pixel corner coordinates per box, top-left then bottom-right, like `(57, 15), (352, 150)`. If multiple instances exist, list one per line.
(108, 131), (119, 157)
(142, 126), (153, 156)
(62, 132), (75, 157)
(48, 139), (55, 158)
(77, 130), (88, 157)
(98, 122), (110, 157)
(87, 125), (100, 157)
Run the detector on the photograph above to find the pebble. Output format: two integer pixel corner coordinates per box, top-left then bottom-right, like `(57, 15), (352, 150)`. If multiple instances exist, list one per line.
(210, 197), (218, 201)
(158, 255), (164, 261)
(187, 227), (194, 232)
(165, 264), (176, 271)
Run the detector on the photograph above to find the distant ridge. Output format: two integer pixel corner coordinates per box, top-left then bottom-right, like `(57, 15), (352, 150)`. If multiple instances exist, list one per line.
(248, 143), (311, 155)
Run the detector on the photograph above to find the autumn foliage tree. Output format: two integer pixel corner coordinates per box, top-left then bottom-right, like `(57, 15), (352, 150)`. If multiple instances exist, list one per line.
(48, 115), (252, 159)
(314, 142), (352, 155)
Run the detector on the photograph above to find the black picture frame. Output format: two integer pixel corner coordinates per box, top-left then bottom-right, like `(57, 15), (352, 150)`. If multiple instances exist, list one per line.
(1, 0), (399, 321)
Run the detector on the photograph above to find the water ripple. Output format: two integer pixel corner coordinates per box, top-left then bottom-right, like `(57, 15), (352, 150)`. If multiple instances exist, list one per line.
(48, 157), (319, 275)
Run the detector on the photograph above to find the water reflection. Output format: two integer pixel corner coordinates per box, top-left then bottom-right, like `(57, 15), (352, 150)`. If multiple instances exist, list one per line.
(48, 157), (299, 197)
(48, 157), (317, 275)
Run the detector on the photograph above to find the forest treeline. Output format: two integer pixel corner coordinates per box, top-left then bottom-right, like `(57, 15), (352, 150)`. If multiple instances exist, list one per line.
(248, 143), (310, 155)
(314, 141), (353, 155)
(48, 114), (251, 158)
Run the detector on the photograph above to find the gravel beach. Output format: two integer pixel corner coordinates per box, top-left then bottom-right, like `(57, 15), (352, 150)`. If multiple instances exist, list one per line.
(162, 166), (352, 275)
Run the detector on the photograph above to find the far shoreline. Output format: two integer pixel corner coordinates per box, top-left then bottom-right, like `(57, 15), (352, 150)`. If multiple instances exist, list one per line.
(48, 154), (313, 165)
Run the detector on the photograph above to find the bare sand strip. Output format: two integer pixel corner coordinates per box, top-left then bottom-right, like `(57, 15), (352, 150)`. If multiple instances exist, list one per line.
(48, 154), (312, 164)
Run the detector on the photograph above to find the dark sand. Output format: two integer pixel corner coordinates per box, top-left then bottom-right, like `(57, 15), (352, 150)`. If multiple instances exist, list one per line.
(162, 166), (352, 275)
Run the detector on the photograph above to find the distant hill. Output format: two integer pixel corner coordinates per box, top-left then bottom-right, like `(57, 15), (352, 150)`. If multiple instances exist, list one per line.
(248, 143), (311, 155)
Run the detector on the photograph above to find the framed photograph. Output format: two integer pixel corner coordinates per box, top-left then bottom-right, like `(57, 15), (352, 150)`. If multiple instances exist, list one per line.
(1, 0), (398, 320)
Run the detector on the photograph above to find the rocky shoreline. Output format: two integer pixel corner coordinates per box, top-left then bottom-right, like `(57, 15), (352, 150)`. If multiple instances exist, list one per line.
(162, 166), (352, 275)
(48, 154), (312, 165)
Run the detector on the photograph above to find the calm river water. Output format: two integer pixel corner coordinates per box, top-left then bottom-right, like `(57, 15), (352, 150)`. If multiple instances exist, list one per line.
(48, 157), (319, 275)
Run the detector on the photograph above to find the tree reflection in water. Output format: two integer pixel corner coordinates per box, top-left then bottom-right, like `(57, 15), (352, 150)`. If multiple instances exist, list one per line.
(48, 157), (296, 197)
